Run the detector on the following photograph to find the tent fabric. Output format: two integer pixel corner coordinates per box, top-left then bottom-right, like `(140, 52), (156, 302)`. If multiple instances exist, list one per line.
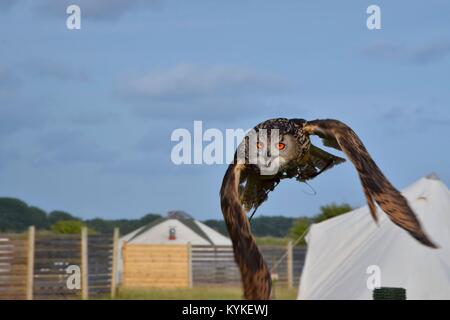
(298, 175), (450, 300)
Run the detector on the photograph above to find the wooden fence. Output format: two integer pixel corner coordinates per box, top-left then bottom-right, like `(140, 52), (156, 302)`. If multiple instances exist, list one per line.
(191, 245), (240, 286)
(88, 231), (118, 297)
(121, 243), (190, 289)
(0, 232), (30, 300)
(2, 228), (306, 296)
(121, 243), (306, 289)
(33, 233), (82, 299)
(191, 244), (306, 288)
(261, 245), (307, 287)
(0, 227), (119, 300)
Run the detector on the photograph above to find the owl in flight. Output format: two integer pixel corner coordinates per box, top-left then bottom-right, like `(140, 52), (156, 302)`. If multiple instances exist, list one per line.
(220, 118), (437, 300)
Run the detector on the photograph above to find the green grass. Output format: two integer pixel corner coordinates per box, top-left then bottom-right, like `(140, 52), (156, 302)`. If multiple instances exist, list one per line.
(255, 236), (291, 246)
(114, 286), (297, 300)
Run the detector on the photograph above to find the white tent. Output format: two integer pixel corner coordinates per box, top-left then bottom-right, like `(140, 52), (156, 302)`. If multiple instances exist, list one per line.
(298, 174), (450, 300)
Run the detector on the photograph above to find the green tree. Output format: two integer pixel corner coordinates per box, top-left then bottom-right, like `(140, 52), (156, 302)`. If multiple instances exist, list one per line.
(28, 206), (49, 229)
(249, 216), (297, 237)
(203, 219), (227, 235)
(0, 198), (48, 232)
(288, 203), (353, 244)
(314, 203), (353, 223)
(85, 213), (161, 234)
(48, 210), (79, 225)
(139, 213), (162, 225)
(51, 220), (88, 234)
(204, 215), (298, 238)
(288, 217), (312, 245)
(0, 197), (162, 234)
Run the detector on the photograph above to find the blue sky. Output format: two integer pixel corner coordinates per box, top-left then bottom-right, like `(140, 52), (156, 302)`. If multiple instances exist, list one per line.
(0, 1), (449, 221)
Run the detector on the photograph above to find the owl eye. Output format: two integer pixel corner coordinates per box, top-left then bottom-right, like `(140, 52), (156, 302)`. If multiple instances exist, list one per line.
(256, 142), (264, 149)
(276, 143), (286, 150)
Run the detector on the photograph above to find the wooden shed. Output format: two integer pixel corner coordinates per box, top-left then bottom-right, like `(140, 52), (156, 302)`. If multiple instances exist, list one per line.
(119, 211), (231, 289)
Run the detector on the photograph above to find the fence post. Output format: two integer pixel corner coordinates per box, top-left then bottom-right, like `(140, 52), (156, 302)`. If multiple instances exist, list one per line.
(122, 241), (127, 288)
(187, 242), (192, 288)
(81, 227), (88, 300)
(110, 228), (119, 299)
(26, 226), (35, 300)
(287, 241), (293, 289)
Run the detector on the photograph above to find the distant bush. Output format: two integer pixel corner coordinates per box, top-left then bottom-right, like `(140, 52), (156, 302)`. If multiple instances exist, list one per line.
(51, 220), (91, 234)
(48, 210), (80, 225)
(289, 217), (312, 245)
(204, 215), (298, 238)
(289, 203), (353, 244)
(255, 236), (291, 246)
(85, 213), (161, 234)
(314, 203), (353, 223)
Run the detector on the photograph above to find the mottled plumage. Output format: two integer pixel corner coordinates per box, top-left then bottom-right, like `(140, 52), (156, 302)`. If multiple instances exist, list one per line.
(220, 118), (437, 300)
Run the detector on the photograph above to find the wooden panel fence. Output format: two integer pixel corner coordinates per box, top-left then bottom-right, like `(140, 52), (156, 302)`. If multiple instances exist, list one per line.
(88, 234), (115, 297)
(122, 243), (190, 289)
(191, 244), (306, 287)
(0, 227), (119, 300)
(260, 245), (307, 287)
(33, 234), (82, 300)
(121, 243), (306, 289)
(191, 245), (241, 285)
(0, 233), (29, 300)
(2, 229), (306, 296)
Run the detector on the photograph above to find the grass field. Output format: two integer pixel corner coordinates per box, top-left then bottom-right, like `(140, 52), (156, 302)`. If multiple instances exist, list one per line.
(114, 286), (297, 300)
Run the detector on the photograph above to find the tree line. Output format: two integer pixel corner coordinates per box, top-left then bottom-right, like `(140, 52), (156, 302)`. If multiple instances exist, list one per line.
(0, 197), (160, 235)
(0, 197), (353, 238)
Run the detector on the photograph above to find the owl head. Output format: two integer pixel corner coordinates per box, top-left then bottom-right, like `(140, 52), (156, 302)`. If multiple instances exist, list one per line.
(236, 118), (311, 175)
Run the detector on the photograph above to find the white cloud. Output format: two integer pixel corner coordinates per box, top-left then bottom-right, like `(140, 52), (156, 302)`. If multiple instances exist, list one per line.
(22, 59), (90, 82)
(362, 40), (450, 64)
(34, 0), (161, 21)
(118, 64), (291, 100)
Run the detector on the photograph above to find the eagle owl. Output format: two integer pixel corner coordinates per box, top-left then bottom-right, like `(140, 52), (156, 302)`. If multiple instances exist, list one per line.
(220, 118), (436, 300)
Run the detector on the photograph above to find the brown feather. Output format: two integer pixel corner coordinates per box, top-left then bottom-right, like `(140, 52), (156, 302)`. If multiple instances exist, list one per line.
(304, 119), (437, 248)
(220, 163), (272, 299)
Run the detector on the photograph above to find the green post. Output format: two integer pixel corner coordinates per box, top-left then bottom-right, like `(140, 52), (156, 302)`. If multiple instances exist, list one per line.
(373, 287), (407, 300)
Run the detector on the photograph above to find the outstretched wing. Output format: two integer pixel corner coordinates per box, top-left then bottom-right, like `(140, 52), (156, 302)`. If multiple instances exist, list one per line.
(303, 119), (437, 248)
(299, 145), (346, 181)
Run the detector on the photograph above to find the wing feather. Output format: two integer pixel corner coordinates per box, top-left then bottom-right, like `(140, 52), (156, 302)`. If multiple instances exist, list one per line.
(304, 119), (437, 248)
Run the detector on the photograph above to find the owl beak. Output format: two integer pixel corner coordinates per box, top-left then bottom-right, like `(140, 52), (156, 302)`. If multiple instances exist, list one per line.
(260, 159), (279, 176)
